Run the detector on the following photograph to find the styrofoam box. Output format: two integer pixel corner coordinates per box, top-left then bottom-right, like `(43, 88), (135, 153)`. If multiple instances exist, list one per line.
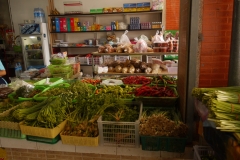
(167, 66), (178, 73)
(146, 56), (161, 63)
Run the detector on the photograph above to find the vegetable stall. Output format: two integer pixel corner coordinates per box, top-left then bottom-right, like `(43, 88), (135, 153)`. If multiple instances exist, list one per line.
(0, 75), (188, 152)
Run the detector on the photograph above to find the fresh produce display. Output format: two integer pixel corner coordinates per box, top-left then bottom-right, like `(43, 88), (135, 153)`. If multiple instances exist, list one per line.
(81, 78), (101, 85)
(37, 87), (69, 97)
(122, 76), (151, 85)
(62, 91), (127, 137)
(0, 87), (14, 99)
(192, 87), (240, 132)
(14, 86), (42, 98)
(139, 109), (188, 137)
(135, 86), (177, 97)
(0, 101), (15, 114)
(0, 101), (38, 122)
(95, 85), (135, 99)
(152, 75), (177, 86)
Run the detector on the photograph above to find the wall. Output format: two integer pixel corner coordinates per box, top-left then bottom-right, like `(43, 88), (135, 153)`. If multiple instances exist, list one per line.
(0, 0), (12, 28)
(165, 0), (180, 30)
(199, 0), (233, 87)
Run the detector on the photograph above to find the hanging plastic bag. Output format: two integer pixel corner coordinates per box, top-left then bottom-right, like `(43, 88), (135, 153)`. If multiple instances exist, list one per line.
(119, 30), (131, 45)
(133, 38), (148, 53)
(152, 30), (165, 43)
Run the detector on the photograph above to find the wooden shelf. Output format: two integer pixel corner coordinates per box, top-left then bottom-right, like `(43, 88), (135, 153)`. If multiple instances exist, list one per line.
(50, 28), (162, 33)
(92, 52), (178, 56)
(53, 46), (98, 48)
(26, 49), (42, 51)
(48, 10), (162, 17)
(96, 71), (177, 76)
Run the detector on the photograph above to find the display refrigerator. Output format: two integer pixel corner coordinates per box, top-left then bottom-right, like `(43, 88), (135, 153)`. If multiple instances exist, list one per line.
(19, 23), (50, 70)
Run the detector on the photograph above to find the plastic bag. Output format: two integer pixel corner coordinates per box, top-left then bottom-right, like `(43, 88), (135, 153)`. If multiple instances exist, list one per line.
(152, 30), (165, 43)
(152, 0), (164, 10)
(194, 98), (209, 121)
(101, 79), (123, 86)
(9, 78), (34, 91)
(118, 22), (127, 30)
(140, 35), (151, 44)
(133, 38), (148, 53)
(119, 30), (131, 45)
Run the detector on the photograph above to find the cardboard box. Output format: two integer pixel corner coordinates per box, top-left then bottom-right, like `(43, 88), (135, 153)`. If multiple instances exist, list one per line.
(123, 3), (137, 12)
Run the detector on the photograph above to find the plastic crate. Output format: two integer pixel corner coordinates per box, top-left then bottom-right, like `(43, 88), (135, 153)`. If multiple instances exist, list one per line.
(52, 72), (73, 79)
(27, 134), (61, 144)
(97, 101), (142, 148)
(60, 132), (99, 146)
(135, 88), (179, 107)
(0, 128), (26, 139)
(141, 135), (187, 152)
(115, 56), (129, 63)
(77, 57), (90, 65)
(50, 58), (67, 65)
(146, 56), (161, 63)
(89, 57), (103, 65)
(193, 145), (215, 160)
(48, 65), (72, 74)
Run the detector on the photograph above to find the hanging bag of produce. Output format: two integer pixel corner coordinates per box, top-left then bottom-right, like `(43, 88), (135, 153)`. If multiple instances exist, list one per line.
(133, 37), (148, 53)
(119, 30), (131, 46)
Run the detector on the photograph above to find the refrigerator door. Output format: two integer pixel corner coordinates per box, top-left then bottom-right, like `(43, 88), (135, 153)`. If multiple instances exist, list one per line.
(20, 23), (50, 70)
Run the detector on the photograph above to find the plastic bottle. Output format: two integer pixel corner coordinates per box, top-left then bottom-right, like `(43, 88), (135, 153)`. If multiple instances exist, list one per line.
(15, 63), (19, 78)
(34, 8), (40, 23)
(39, 8), (46, 23)
(18, 63), (22, 75)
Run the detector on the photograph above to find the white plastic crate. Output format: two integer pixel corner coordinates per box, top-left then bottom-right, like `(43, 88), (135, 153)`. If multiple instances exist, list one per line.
(89, 57), (103, 65)
(146, 56), (161, 63)
(97, 101), (142, 148)
(102, 55), (116, 63)
(115, 56), (130, 62)
(129, 55), (142, 61)
(76, 56), (89, 65)
(193, 145), (215, 160)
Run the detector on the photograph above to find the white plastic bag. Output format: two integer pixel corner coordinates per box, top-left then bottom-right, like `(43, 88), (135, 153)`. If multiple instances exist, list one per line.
(101, 79), (123, 86)
(119, 30), (131, 45)
(134, 38), (148, 53)
(152, 30), (165, 43)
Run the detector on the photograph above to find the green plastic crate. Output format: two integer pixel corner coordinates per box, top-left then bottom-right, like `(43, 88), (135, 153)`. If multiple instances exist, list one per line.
(34, 78), (63, 88)
(26, 134), (60, 144)
(0, 128), (26, 139)
(50, 58), (67, 65)
(140, 135), (187, 152)
(48, 64), (72, 74)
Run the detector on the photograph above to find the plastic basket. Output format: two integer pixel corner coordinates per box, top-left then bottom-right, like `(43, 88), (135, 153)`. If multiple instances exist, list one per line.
(19, 120), (67, 139)
(140, 135), (187, 152)
(52, 72), (73, 79)
(50, 58), (67, 65)
(0, 128), (26, 139)
(89, 57), (103, 65)
(97, 101), (142, 148)
(27, 134), (61, 144)
(60, 132), (99, 146)
(193, 145), (215, 160)
(135, 88), (179, 107)
(33, 78), (63, 88)
(48, 64), (72, 74)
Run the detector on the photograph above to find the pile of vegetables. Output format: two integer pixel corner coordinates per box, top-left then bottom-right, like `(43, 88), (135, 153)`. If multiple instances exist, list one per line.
(135, 85), (177, 97)
(14, 86), (42, 98)
(152, 75), (177, 86)
(122, 76), (151, 85)
(139, 109), (188, 137)
(95, 85), (135, 99)
(81, 78), (101, 85)
(192, 87), (240, 132)
(0, 87), (14, 99)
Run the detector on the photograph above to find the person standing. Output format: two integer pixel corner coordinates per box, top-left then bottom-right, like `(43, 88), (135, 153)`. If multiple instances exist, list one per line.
(0, 60), (7, 84)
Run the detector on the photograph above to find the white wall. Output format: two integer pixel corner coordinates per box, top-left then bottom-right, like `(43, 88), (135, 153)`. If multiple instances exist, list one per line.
(9, 0), (48, 36)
